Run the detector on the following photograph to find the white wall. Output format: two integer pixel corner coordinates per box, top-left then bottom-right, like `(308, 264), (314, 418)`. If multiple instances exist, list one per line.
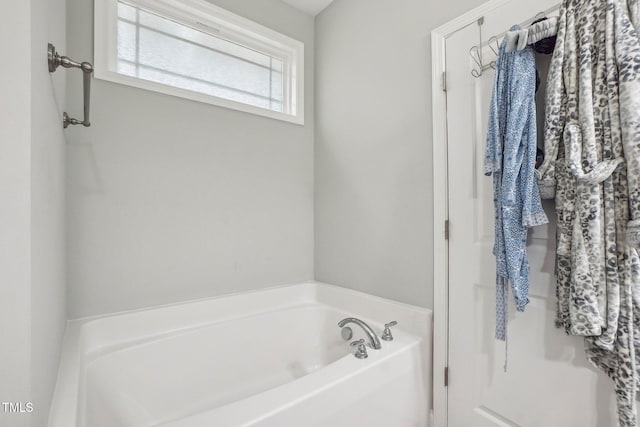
(66, 0), (315, 318)
(315, 0), (485, 308)
(0, 0), (67, 425)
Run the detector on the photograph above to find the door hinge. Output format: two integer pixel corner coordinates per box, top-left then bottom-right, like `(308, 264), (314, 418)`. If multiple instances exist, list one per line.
(444, 366), (449, 387)
(442, 71), (447, 92)
(444, 220), (450, 240)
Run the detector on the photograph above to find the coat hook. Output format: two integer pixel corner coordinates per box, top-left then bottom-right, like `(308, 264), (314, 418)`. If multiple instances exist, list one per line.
(470, 17), (497, 78)
(488, 36), (500, 57)
(470, 17), (486, 77)
(470, 46), (483, 78)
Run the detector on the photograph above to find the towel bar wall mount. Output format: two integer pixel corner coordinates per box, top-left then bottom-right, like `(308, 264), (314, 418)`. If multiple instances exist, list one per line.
(47, 43), (93, 128)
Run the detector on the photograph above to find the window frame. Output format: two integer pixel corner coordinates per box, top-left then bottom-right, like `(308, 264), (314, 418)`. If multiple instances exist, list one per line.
(94, 0), (304, 124)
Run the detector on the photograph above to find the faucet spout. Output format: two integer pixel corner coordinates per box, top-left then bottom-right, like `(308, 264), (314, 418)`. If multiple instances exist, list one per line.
(338, 317), (382, 350)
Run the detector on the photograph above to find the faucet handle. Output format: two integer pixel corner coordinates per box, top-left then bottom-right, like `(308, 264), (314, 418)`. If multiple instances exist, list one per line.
(381, 321), (398, 341)
(350, 339), (368, 359)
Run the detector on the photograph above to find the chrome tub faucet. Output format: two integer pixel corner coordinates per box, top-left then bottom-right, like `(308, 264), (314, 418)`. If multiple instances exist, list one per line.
(338, 317), (382, 350)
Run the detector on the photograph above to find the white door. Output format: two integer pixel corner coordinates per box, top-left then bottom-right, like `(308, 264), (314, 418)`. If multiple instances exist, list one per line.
(445, 1), (624, 426)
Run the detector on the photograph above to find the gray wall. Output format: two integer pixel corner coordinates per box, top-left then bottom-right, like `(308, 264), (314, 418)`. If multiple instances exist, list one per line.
(66, 0), (315, 318)
(0, 2), (32, 426)
(315, 0), (484, 308)
(0, 0), (67, 425)
(32, 0), (68, 424)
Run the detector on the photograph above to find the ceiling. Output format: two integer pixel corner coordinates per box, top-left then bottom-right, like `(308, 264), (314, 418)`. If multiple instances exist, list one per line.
(280, 0), (335, 16)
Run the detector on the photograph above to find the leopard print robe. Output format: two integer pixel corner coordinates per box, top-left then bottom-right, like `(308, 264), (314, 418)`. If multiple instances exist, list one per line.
(536, 0), (640, 424)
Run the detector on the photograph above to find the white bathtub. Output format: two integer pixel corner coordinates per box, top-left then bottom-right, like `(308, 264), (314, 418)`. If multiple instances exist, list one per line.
(48, 282), (432, 427)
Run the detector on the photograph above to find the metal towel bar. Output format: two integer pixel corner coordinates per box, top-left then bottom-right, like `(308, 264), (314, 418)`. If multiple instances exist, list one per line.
(47, 43), (93, 128)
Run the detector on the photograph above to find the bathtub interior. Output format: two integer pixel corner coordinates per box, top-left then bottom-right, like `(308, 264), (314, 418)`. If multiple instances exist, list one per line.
(82, 306), (353, 426)
(49, 283), (432, 427)
(162, 333), (429, 427)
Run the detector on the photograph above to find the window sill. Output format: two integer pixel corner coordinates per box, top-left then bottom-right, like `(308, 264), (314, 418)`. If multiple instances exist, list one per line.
(94, 69), (304, 125)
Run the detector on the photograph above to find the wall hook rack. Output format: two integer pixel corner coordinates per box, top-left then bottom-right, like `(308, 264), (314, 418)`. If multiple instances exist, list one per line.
(47, 43), (94, 128)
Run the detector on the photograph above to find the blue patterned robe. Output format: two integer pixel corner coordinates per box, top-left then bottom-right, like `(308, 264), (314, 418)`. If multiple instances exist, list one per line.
(484, 26), (548, 343)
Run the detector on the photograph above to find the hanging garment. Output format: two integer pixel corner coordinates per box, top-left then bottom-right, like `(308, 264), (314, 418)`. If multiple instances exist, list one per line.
(536, 0), (640, 424)
(484, 27), (548, 345)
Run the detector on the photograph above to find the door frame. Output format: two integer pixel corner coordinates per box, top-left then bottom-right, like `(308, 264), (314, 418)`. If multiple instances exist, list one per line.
(430, 1), (512, 425)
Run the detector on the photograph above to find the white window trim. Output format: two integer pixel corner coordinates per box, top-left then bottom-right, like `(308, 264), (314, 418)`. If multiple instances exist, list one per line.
(94, 0), (305, 125)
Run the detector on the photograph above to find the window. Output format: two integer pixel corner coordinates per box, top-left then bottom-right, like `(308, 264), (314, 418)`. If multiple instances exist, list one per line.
(95, 0), (304, 124)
